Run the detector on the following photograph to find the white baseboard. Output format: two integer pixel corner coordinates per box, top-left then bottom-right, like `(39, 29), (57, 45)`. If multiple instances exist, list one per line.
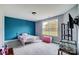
(4, 39), (18, 43)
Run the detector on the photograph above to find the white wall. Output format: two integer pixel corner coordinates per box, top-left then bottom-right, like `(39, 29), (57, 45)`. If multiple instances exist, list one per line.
(78, 26), (79, 54)
(36, 21), (42, 36)
(0, 6), (4, 47)
(78, 4), (79, 15)
(63, 5), (78, 23)
(77, 4), (79, 54)
(58, 15), (64, 40)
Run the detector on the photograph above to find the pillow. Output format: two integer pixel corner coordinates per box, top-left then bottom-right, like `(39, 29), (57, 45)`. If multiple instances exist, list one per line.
(22, 33), (28, 36)
(18, 35), (22, 40)
(18, 34), (27, 40)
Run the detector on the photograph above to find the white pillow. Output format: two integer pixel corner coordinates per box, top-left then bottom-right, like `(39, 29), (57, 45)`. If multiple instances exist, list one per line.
(22, 33), (28, 36)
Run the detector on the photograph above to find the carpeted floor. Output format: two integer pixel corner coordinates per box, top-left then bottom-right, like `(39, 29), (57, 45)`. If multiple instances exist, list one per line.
(5, 40), (60, 55)
(13, 42), (59, 55)
(5, 40), (22, 48)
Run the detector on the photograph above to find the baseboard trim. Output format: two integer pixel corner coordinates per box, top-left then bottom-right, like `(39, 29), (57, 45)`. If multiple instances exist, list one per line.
(4, 39), (18, 43)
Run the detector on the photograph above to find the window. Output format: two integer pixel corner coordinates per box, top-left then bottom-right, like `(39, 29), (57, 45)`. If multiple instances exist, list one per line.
(42, 19), (58, 36)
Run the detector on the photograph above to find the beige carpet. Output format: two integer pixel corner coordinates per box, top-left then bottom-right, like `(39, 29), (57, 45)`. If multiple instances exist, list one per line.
(13, 42), (59, 55)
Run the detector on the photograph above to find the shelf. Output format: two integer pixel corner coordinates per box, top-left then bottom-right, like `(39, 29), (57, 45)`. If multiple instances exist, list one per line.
(60, 40), (76, 45)
(61, 23), (77, 55)
(65, 34), (71, 37)
(58, 48), (77, 55)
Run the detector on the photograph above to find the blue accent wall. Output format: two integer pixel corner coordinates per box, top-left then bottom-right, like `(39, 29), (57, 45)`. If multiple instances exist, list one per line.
(5, 16), (36, 41)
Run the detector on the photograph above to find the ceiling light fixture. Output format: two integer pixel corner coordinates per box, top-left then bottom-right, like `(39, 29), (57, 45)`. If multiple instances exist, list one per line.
(32, 11), (37, 15)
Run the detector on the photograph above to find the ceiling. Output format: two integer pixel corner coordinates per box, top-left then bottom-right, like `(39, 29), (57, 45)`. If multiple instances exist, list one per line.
(0, 4), (76, 21)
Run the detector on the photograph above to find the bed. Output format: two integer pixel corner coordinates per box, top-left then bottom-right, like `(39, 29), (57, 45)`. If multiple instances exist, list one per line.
(18, 33), (41, 45)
